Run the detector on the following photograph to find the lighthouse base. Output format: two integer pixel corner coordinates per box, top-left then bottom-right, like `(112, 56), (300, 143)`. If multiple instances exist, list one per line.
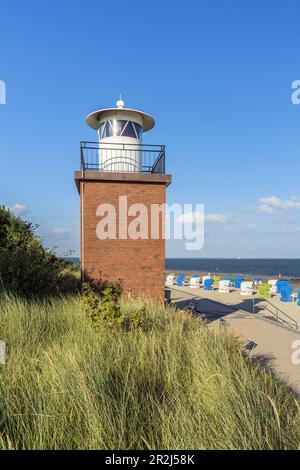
(75, 171), (171, 300)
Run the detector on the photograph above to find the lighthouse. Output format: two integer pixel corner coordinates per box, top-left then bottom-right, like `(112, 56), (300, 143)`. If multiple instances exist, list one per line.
(75, 98), (171, 299)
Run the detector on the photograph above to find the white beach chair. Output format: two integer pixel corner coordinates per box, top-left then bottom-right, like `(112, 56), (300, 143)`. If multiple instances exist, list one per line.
(240, 281), (254, 296)
(166, 274), (176, 286)
(218, 280), (231, 293)
(267, 279), (278, 294)
(190, 276), (201, 288)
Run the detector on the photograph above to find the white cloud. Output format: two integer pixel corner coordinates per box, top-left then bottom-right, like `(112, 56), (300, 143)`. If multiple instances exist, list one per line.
(258, 196), (300, 213)
(258, 204), (274, 214)
(10, 204), (28, 216)
(177, 211), (204, 224)
(205, 213), (228, 223)
(51, 227), (67, 236)
(177, 212), (228, 224)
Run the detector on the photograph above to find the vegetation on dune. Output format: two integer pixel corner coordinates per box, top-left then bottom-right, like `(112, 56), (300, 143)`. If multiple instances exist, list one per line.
(1, 205), (300, 450)
(0, 206), (80, 295)
(0, 293), (300, 450)
(81, 281), (124, 328)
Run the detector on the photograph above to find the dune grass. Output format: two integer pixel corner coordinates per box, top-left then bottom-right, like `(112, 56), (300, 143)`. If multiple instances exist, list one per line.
(0, 293), (300, 450)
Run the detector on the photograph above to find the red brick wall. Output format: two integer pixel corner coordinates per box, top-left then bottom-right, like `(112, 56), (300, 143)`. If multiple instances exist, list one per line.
(80, 180), (166, 300)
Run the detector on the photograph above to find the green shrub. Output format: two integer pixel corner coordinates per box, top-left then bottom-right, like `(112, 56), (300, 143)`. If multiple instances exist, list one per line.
(81, 281), (124, 328)
(130, 305), (147, 329)
(0, 206), (79, 295)
(81, 283), (150, 330)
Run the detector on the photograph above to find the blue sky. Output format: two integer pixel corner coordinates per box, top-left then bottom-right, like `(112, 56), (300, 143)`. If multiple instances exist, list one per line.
(1, 0), (300, 258)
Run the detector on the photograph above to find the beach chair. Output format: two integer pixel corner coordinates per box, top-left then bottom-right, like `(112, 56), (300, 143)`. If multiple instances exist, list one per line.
(190, 275), (200, 288)
(234, 277), (243, 289)
(267, 279), (278, 294)
(253, 278), (263, 287)
(204, 279), (214, 291)
(224, 276), (232, 286)
(240, 281), (254, 296)
(258, 283), (271, 299)
(213, 276), (221, 288)
(297, 291), (300, 306)
(201, 275), (211, 286)
(277, 280), (289, 294)
(166, 273), (176, 286)
(176, 274), (185, 287)
(280, 286), (294, 303)
(218, 279), (230, 293)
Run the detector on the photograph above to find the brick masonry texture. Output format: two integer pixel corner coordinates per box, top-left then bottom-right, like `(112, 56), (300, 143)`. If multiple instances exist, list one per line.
(79, 179), (167, 300)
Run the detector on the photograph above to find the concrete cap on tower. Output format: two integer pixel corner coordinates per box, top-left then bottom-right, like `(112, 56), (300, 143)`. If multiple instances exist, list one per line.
(86, 98), (155, 132)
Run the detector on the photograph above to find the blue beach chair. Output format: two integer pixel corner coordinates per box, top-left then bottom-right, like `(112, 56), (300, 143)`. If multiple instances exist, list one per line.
(234, 277), (244, 289)
(277, 280), (289, 294)
(176, 274), (185, 286)
(298, 291), (300, 306)
(280, 286), (294, 303)
(204, 279), (214, 291)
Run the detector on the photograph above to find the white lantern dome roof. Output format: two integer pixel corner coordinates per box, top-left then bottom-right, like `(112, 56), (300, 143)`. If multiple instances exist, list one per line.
(86, 98), (155, 132)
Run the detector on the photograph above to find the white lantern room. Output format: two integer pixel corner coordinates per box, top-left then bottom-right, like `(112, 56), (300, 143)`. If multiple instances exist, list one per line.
(86, 98), (155, 172)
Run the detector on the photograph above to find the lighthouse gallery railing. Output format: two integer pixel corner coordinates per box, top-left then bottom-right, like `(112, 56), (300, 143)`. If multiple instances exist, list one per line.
(80, 141), (166, 174)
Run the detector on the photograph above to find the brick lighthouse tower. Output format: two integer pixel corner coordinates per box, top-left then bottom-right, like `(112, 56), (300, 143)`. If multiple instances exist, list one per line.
(75, 99), (171, 299)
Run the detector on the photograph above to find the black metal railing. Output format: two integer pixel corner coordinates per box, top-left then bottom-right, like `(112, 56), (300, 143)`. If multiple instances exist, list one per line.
(80, 141), (165, 174)
(259, 298), (299, 330)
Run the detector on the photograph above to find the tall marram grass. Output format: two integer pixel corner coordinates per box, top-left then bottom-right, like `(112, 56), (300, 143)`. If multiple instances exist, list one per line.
(0, 293), (300, 450)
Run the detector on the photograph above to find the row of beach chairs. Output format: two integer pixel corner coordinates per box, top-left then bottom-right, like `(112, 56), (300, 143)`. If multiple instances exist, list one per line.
(166, 273), (300, 304)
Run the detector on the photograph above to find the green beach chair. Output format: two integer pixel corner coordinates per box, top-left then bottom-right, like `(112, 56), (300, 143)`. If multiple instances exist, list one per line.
(213, 276), (221, 288)
(258, 283), (271, 299)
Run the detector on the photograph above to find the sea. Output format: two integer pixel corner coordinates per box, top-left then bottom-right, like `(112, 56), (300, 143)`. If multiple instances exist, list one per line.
(66, 257), (300, 280)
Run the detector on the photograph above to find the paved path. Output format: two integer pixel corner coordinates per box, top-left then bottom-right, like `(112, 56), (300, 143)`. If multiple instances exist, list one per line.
(170, 287), (300, 395)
